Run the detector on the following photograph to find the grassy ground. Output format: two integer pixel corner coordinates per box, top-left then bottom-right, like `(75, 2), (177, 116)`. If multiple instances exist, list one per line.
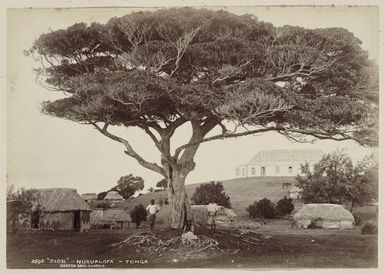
(7, 223), (377, 269)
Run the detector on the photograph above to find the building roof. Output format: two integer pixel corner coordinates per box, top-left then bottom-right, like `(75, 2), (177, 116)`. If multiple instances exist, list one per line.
(104, 191), (124, 200)
(293, 204), (354, 221)
(81, 193), (97, 200)
(248, 149), (323, 164)
(33, 188), (92, 212)
(90, 208), (131, 225)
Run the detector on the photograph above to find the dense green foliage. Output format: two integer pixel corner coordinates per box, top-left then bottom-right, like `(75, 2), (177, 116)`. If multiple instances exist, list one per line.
(296, 151), (378, 211)
(6, 186), (40, 233)
(130, 203), (148, 228)
(110, 174), (144, 199)
(96, 191), (108, 200)
(246, 198), (276, 219)
(191, 181), (231, 207)
(156, 178), (168, 189)
(276, 197), (295, 216)
(31, 8), (377, 147)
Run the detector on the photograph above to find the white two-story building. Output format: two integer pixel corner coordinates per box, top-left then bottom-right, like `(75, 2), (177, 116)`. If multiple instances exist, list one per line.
(235, 149), (323, 178)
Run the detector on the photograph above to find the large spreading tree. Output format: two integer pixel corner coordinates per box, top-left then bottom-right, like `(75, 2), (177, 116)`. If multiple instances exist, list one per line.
(30, 8), (378, 228)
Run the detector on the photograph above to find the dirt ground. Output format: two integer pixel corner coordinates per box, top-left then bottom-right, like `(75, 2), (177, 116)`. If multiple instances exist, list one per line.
(7, 221), (377, 269)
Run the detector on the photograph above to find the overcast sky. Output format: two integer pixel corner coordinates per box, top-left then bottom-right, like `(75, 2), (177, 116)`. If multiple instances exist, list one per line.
(6, 6), (379, 195)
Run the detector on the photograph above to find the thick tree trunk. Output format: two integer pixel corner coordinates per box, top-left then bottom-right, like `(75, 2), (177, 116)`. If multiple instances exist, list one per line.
(168, 171), (192, 229)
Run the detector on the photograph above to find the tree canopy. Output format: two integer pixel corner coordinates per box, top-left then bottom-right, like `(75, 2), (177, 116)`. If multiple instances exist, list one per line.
(296, 150), (378, 211)
(29, 8), (378, 228)
(110, 174), (144, 199)
(191, 181), (231, 207)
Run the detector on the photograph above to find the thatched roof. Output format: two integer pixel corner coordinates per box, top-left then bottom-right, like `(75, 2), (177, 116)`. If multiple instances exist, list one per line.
(104, 191), (124, 200)
(90, 208), (131, 225)
(81, 193), (97, 200)
(34, 188), (92, 212)
(191, 205), (237, 218)
(249, 150), (323, 164)
(294, 204), (354, 221)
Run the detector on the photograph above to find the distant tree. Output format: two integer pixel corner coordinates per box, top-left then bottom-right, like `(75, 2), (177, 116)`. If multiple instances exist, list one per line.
(130, 203), (148, 228)
(30, 8), (378, 228)
(6, 186), (40, 233)
(111, 174), (145, 199)
(246, 198), (276, 219)
(191, 181), (231, 207)
(156, 179), (168, 190)
(276, 197), (295, 216)
(296, 151), (378, 211)
(97, 191), (108, 200)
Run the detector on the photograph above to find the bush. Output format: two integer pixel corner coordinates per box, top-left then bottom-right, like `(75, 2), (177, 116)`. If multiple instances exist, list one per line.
(361, 222), (377, 234)
(156, 178), (167, 189)
(246, 198), (276, 219)
(353, 214), (362, 226)
(276, 197), (294, 216)
(97, 191), (107, 200)
(130, 204), (148, 228)
(191, 181), (231, 207)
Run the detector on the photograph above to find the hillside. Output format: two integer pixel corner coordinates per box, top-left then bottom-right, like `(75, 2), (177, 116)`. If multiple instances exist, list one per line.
(107, 176), (297, 217)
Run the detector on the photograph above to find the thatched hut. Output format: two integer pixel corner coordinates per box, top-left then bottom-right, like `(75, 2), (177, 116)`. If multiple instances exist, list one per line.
(191, 205), (237, 228)
(32, 188), (92, 232)
(90, 208), (131, 229)
(103, 191), (124, 201)
(81, 193), (97, 202)
(293, 204), (354, 229)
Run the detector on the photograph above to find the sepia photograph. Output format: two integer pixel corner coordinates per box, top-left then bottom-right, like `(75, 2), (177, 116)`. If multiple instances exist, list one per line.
(3, 0), (382, 270)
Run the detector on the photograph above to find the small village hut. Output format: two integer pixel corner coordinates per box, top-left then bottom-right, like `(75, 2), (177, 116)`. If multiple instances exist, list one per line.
(81, 193), (97, 202)
(90, 208), (131, 229)
(32, 188), (92, 232)
(103, 191), (124, 201)
(190, 205), (237, 228)
(293, 204), (354, 229)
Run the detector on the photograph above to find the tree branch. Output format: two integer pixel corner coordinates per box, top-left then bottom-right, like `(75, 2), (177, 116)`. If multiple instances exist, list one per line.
(90, 121), (166, 176)
(174, 126), (283, 159)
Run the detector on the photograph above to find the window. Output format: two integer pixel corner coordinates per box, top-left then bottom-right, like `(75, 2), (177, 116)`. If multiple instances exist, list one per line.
(251, 167), (256, 175)
(236, 168), (239, 176)
(275, 166), (280, 174)
(242, 168), (245, 176)
(288, 166), (293, 174)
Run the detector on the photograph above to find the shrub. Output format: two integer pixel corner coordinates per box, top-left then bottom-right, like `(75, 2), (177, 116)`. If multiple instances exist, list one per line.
(191, 181), (231, 207)
(246, 198), (276, 219)
(97, 191), (107, 200)
(361, 222), (377, 234)
(156, 178), (168, 189)
(353, 214), (362, 226)
(276, 197), (295, 216)
(130, 204), (148, 228)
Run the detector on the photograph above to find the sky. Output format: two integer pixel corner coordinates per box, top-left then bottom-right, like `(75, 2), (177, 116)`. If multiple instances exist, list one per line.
(6, 6), (379, 195)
